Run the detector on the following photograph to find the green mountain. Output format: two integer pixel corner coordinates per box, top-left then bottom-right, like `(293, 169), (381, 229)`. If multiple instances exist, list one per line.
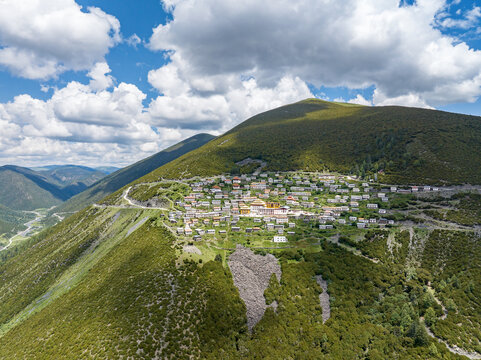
(56, 133), (215, 213)
(1, 101), (480, 359)
(0, 166), (68, 211)
(142, 99), (481, 185)
(0, 165), (115, 238)
(1, 176), (480, 358)
(0, 164), (112, 211)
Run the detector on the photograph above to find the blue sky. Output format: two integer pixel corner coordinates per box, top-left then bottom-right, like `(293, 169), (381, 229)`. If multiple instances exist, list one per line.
(0, 0), (170, 104)
(0, 0), (481, 166)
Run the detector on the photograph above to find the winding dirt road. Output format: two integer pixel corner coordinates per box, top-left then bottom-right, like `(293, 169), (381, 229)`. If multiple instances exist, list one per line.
(0, 211), (42, 252)
(421, 286), (481, 359)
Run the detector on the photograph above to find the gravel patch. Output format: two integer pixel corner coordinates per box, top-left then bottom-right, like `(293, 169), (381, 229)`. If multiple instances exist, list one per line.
(316, 275), (331, 323)
(228, 245), (281, 331)
(127, 216), (149, 237)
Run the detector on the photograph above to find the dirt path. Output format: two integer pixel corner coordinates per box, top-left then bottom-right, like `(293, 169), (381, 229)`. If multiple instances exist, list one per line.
(122, 186), (169, 210)
(316, 275), (330, 323)
(123, 186), (170, 210)
(211, 244), (294, 251)
(424, 324), (481, 359)
(51, 211), (75, 221)
(421, 285), (481, 359)
(427, 285), (447, 320)
(52, 213), (64, 221)
(126, 216), (150, 237)
(92, 186), (170, 211)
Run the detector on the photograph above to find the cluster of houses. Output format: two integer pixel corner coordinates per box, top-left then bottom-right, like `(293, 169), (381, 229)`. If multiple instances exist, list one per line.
(167, 172), (437, 243)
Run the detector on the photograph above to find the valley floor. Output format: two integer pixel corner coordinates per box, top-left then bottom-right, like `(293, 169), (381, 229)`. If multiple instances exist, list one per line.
(0, 207), (62, 252)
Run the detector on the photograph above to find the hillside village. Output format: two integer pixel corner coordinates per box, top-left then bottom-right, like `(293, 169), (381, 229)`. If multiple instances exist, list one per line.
(3, 1), (481, 356)
(157, 172), (442, 245)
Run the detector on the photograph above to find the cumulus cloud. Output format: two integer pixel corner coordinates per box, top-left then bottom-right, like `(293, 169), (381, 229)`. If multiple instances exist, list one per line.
(372, 90), (434, 108)
(126, 34), (142, 48)
(52, 82), (147, 128)
(88, 62), (115, 91)
(348, 95), (373, 106)
(0, 65), (197, 166)
(0, 0), (120, 79)
(149, 0), (481, 109)
(4, 0), (481, 167)
(147, 59), (312, 131)
(437, 5), (481, 29)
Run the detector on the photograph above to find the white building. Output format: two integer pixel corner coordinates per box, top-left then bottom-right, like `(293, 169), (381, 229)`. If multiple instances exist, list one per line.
(273, 236), (288, 243)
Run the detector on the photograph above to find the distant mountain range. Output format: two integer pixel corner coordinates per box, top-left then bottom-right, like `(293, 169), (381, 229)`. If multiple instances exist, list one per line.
(0, 165), (95, 211)
(0, 134), (214, 235)
(0, 164), (119, 211)
(56, 133), (215, 213)
(94, 166), (120, 175)
(30, 165), (120, 176)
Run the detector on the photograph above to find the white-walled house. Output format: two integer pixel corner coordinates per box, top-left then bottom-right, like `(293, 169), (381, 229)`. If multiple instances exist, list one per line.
(273, 236), (287, 243)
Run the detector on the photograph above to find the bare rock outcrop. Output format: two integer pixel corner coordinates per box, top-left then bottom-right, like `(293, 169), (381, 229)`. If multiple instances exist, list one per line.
(228, 245), (281, 331)
(316, 275), (331, 323)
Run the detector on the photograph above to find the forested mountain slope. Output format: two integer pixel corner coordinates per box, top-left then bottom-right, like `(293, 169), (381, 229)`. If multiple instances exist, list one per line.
(0, 175), (480, 359)
(1, 204), (474, 359)
(142, 99), (481, 185)
(0, 102), (480, 359)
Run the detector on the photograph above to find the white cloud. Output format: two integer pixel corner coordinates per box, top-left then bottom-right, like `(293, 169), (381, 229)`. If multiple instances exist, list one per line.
(88, 62), (114, 91)
(437, 6), (481, 29)
(0, 0), (120, 79)
(147, 64), (312, 131)
(150, 0), (481, 109)
(0, 67), (199, 166)
(51, 81), (149, 129)
(348, 95), (373, 106)
(126, 34), (142, 48)
(40, 85), (52, 93)
(148, 61), (191, 97)
(373, 90), (434, 108)
(4, 0), (481, 167)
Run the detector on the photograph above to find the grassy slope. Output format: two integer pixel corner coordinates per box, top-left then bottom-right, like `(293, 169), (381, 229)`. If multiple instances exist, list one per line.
(0, 209), (462, 359)
(0, 208), (246, 359)
(142, 99), (481, 185)
(422, 230), (481, 353)
(56, 133), (215, 213)
(0, 178), (474, 359)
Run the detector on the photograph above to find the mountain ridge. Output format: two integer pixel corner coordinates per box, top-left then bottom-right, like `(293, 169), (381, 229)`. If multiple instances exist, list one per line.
(140, 99), (481, 185)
